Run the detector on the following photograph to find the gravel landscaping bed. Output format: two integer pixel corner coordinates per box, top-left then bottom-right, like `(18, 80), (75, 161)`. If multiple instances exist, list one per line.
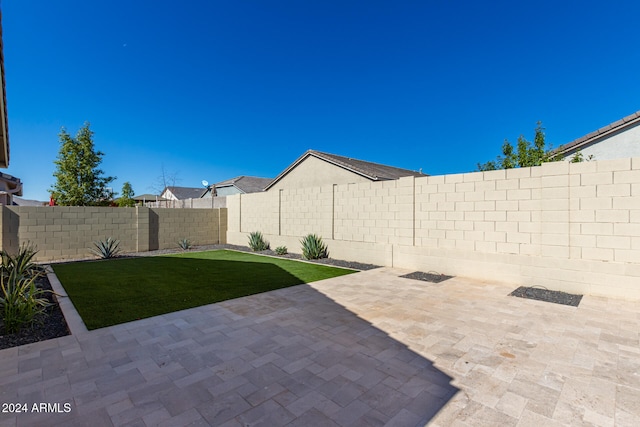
(0, 276), (71, 350)
(400, 271), (454, 283)
(248, 248), (381, 271)
(510, 286), (583, 307)
(135, 244), (381, 271)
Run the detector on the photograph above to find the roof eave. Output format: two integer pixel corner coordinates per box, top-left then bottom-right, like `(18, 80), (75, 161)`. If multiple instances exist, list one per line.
(264, 151), (311, 191)
(554, 112), (640, 157)
(0, 12), (9, 168)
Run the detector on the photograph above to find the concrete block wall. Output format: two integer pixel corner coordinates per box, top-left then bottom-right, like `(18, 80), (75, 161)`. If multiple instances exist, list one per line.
(152, 208), (222, 249)
(239, 192), (279, 236)
(0, 205), (20, 255)
(0, 206), (139, 261)
(334, 177), (416, 245)
(280, 186), (332, 238)
(227, 158), (640, 300)
(0, 206), (226, 261)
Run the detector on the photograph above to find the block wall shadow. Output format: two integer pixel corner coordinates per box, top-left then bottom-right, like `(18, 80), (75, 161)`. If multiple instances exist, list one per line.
(149, 209), (159, 250)
(216, 282), (460, 425)
(1, 206), (20, 254)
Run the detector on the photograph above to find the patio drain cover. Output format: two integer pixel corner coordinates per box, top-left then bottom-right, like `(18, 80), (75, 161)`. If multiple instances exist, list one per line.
(510, 286), (582, 307)
(400, 271), (453, 283)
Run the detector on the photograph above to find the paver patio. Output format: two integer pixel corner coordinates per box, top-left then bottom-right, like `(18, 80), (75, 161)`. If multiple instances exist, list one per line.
(1, 267), (639, 426)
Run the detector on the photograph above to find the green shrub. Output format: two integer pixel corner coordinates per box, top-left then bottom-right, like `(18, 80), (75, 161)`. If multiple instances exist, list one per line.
(90, 237), (121, 259)
(1, 242), (44, 280)
(275, 246), (288, 255)
(0, 265), (50, 334)
(178, 238), (192, 251)
(248, 231), (269, 251)
(300, 234), (328, 260)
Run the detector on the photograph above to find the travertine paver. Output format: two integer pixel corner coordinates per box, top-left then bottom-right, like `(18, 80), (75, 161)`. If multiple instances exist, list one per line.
(0, 267), (639, 426)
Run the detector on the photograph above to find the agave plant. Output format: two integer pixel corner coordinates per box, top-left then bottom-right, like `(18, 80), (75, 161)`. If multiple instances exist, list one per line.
(0, 269), (50, 334)
(248, 231), (269, 251)
(300, 234), (328, 260)
(90, 237), (121, 259)
(275, 246), (288, 256)
(178, 238), (192, 251)
(0, 242), (44, 280)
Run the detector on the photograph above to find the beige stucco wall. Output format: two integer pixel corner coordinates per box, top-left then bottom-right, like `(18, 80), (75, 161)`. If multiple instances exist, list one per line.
(0, 206), (226, 261)
(267, 155), (371, 190)
(228, 158), (640, 300)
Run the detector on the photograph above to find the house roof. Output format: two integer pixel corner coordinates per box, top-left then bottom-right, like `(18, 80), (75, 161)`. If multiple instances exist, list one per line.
(214, 176), (272, 193)
(552, 110), (640, 158)
(0, 171), (21, 195)
(12, 196), (45, 206)
(0, 11), (10, 168)
(162, 186), (206, 199)
(133, 194), (168, 202)
(265, 149), (426, 190)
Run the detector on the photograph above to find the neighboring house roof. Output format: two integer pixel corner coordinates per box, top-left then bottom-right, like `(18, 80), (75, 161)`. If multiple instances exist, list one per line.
(214, 176), (272, 194)
(552, 110), (640, 158)
(162, 186), (206, 200)
(133, 194), (168, 202)
(0, 11), (10, 168)
(12, 196), (45, 206)
(0, 171), (21, 195)
(265, 149), (426, 191)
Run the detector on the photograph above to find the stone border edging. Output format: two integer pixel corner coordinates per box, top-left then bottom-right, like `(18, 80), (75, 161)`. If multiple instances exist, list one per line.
(45, 266), (90, 336)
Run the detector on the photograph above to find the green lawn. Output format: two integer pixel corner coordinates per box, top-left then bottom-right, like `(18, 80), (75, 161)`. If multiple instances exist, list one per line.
(52, 250), (355, 330)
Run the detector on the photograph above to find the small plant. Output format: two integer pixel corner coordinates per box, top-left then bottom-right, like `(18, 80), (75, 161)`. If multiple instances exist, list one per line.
(569, 150), (595, 163)
(248, 231), (269, 251)
(1, 242), (44, 280)
(300, 234), (328, 260)
(0, 243), (50, 334)
(0, 269), (50, 334)
(178, 238), (192, 251)
(275, 246), (288, 256)
(90, 237), (121, 259)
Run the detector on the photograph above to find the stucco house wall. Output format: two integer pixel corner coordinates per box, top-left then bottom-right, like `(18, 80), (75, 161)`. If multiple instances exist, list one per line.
(216, 186), (242, 197)
(555, 111), (640, 161)
(0, 172), (21, 205)
(161, 187), (205, 201)
(574, 122), (640, 161)
(267, 155), (372, 191)
(161, 188), (178, 201)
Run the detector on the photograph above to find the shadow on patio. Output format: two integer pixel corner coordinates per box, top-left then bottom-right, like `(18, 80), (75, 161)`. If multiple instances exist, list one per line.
(0, 269), (458, 426)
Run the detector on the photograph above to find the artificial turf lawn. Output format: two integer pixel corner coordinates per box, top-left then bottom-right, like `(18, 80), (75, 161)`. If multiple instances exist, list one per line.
(51, 250), (356, 330)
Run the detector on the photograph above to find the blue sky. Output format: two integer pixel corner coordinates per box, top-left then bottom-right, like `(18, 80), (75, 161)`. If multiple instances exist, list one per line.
(3, 1), (640, 201)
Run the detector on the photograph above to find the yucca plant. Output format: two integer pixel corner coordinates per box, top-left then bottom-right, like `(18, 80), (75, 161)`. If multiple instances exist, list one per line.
(300, 234), (328, 260)
(275, 246), (288, 256)
(178, 238), (192, 251)
(248, 231), (269, 251)
(90, 237), (121, 259)
(0, 242), (44, 280)
(0, 269), (50, 334)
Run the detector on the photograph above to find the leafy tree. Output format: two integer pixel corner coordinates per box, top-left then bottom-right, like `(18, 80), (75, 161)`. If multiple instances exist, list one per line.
(477, 122), (563, 171)
(50, 123), (116, 206)
(117, 182), (136, 207)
